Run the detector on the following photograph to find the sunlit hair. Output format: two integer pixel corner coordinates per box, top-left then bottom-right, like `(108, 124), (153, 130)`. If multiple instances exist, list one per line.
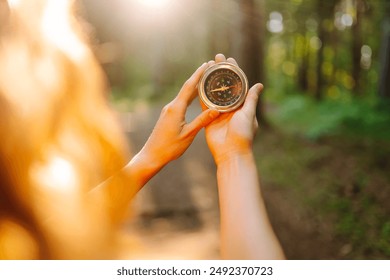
(0, 0), (130, 259)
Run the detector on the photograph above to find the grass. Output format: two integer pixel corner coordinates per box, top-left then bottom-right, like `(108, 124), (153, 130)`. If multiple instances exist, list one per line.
(255, 94), (390, 259)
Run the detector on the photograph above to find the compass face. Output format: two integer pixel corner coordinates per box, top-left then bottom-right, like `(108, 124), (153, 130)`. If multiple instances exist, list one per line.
(198, 62), (248, 112)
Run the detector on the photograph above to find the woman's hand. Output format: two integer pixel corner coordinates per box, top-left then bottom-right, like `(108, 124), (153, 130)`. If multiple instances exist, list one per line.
(142, 62), (220, 165)
(202, 54), (263, 165)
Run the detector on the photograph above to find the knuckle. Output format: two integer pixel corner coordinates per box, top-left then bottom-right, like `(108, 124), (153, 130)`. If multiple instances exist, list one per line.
(173, 98), (185, 108)
(182, 128), (195, 138)
(183, 78), (192, 89)
(253, 119), (259, 133)
(184, 75), (197, 89)
(161, 103), (174, 115)
(198, 113), (208, 123)
(249, 90), (259, 101)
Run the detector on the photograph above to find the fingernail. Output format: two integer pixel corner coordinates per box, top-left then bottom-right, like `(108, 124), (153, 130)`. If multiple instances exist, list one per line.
(255, 83), (264, 93)
(198, 62), (206, 69)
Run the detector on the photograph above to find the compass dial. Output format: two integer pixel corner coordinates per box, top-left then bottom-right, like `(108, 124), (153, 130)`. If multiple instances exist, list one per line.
(198, 62), (248, 112)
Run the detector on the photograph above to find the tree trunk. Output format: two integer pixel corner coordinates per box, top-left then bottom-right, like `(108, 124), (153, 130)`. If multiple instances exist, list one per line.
(239, 0), (267, 126)
(316, 5), (326, 101)
(315, 0), (337, 100)
(351, 0), (363, 95)
(379, 3), (390, 98)
(298, 37), (310, 92)
(208, 0), (219, 57)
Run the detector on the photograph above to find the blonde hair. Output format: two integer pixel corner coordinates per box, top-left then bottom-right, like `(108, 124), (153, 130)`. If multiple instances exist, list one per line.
(0, 0), (130, 259)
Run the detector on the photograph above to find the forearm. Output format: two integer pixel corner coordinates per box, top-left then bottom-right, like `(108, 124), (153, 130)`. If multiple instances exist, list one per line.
(125, 147), (166, 188)
(216, 152), (285, 260)
(91, 148), (165, 224)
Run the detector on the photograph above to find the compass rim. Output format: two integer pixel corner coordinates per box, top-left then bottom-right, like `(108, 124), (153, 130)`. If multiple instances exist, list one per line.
(198, 62), (249, 113)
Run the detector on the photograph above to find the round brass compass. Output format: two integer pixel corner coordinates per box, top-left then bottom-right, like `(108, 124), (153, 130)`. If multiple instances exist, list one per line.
(198, 62), (248, 112)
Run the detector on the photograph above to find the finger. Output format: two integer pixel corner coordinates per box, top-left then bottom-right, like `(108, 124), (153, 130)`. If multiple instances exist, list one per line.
(207, 60), (215, 68)
(227, 57), (238, 66)
(215, 53), (226, 63)
(176, 62), (208, 106)
(184, 109), (220, 136)
(199, 97), (209, 111)
(241, 83), (263, 120)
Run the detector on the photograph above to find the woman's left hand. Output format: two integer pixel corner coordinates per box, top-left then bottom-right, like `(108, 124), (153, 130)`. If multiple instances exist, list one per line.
(136, 62), (220, 170)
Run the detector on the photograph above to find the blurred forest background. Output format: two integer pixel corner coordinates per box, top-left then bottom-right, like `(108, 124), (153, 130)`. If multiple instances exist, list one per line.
(79, 0), (390, 259)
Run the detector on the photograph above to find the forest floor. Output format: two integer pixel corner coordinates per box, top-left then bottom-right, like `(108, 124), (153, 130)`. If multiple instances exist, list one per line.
(116, 101), (390, 260)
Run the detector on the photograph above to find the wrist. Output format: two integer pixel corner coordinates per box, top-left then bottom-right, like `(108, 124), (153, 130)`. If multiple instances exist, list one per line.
(125, 147), (166, 187)
(215, 148), (255, 167)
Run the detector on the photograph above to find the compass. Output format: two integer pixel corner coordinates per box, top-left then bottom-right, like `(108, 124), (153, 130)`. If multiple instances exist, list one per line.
(198, 62), (248, 112)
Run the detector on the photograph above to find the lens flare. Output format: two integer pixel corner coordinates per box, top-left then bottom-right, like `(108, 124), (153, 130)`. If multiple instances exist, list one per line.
(7, 0), (21, 8)
(41, 0), (86, 62)
(137, 0), (171, 9)
(31, 154), (78, 193)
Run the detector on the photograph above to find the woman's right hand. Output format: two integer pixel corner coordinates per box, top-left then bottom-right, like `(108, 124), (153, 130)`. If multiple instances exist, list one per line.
(202, 54), (263, 165)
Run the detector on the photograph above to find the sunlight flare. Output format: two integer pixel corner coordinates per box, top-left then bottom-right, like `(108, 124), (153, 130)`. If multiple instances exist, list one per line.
(7, 0), (21, 8)
(41, 0), (86, 62)
(136, 0), (171, 9)
(31, 154), (79, 193)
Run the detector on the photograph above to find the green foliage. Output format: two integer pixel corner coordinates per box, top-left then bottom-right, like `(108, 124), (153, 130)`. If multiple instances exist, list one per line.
(268, 94), (390, 140)
(257, 90), (390, 258)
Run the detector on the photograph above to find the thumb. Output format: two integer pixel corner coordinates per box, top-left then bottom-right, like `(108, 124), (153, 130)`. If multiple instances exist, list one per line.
(185, 109), (220, 136)
(242, 83), (263, 120)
